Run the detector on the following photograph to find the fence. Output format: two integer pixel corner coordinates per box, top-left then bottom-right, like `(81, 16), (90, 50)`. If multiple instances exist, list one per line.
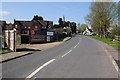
(4, 29), (16, 52)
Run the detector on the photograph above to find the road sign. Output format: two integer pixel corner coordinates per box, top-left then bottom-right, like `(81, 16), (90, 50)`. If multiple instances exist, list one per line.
(47, 32), (54, 36)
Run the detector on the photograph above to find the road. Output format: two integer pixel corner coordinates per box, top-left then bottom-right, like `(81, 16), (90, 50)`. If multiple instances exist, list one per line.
(2, 35), (118, 79)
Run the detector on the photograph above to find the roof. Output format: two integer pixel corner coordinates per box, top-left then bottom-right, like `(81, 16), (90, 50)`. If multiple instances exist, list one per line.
(15, 20), (32, 28)
(86, 27), (93, 32)
(38, 20), (47, 26)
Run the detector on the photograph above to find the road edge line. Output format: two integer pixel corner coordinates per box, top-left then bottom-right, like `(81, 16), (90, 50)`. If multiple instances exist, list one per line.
(105, 50), (119, 72)
(88, 36), (119, 72)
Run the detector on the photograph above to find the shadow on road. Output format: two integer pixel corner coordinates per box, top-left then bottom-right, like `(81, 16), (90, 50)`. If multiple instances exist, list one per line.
(16, 48), (41, 52)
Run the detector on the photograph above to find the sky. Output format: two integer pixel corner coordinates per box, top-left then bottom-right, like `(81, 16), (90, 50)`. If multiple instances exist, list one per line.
(1, 2), (91, 24)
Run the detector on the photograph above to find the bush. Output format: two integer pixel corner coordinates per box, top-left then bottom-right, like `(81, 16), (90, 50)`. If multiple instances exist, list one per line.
(110, 27), (120, 39)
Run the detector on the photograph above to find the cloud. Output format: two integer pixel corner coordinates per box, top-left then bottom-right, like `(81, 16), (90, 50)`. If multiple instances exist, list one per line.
(0, 11), (11, 15)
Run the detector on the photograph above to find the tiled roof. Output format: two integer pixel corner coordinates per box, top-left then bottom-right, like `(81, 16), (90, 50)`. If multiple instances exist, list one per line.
(38, 20), (47, 26)
(15, 21), (32, 28)
(87, 27), (93, 32)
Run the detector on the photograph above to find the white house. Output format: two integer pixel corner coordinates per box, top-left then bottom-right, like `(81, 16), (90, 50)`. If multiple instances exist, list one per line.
(83, 26), (93, 35)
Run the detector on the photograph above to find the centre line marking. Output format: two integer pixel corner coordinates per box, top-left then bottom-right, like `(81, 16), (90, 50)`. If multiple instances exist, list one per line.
(74, 41), (80, 48)
(74, 44), (78, 48)
(62, 49), (72, 58)
(79, 38), (81, 40)
(26, 59), (55, 78)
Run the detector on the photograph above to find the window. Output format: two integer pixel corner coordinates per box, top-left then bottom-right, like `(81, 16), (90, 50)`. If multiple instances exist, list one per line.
(42, 25), (46, 29)
(34, 26), (39, 31)
(34, 25), (40, 34)
(22, 30), (29, 35)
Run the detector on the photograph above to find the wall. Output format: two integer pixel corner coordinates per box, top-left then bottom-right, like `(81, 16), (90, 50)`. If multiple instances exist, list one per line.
(4, 30), (16, 52)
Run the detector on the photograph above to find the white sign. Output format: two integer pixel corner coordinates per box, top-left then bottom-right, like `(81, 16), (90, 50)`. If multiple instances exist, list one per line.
(47, 32), (54, 36)
(47, 36), (50, 42)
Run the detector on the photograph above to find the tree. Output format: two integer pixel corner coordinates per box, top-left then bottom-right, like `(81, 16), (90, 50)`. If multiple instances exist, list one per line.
(86, 1), (118, 38)
(79, 24), (87, 32)
(5, 24), (13, 30)
(110, 26), (120, 39)
(63, 21), (71, 27)
(32, 15), (43, 21)
(58, 18), (63, 27)
(71, 22), (77, 34)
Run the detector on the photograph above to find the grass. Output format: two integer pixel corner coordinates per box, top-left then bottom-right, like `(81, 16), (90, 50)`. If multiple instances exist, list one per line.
(0, 49), (11, 54)
(90, 35), (120, 50)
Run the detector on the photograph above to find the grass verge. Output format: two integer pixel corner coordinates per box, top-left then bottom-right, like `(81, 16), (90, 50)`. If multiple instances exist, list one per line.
(0, 49), (11, 54)
(90, 35), (120, 50)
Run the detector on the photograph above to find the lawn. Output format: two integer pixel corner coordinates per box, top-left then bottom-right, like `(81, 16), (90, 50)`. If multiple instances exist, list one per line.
(90, 35), (120, 50)
(0, 49), (11, 54)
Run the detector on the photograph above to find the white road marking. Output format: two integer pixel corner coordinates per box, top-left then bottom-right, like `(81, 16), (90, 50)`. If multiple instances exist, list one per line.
(26, 59), (56, 78)
(73, 37), (81, 48)
(62, 49), (72, 58)
(79, 37), (81, 40)
(94, 41), (118, 72)
(74, 44), (78, 48)
(112, 60), (119, 72)
(74, 41), (80, 48)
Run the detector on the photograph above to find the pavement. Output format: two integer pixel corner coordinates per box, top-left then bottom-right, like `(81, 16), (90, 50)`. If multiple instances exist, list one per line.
(0, 37), (71, 62)
(2, 35), (119, 79)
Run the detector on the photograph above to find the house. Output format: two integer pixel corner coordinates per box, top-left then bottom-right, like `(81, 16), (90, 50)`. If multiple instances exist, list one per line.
(44, 20), (53, 31)
(14, 15), (53, 43)
(83, 26), (93, 35)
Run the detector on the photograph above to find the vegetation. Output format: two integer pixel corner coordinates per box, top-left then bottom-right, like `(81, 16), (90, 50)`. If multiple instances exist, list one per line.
(86, 1), (118, 38)
(0, 49), (11, 54)
(32, 15), (43, 20)
(85, 1), (120, 50)
(90, 35), (120, 50)
(110, 26), (120, 39)
(58, 18), (63, 28)
(78, 24), (87, 33)
(5, 24), (13, 30)
(58, 17), (77, 34)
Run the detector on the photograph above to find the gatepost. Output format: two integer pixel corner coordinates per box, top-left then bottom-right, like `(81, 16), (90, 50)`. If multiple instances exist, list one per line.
(4, 28), (16, 52)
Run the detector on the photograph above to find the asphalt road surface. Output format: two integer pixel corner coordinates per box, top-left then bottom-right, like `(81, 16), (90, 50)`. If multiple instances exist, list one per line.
(2, 35), (118, 79)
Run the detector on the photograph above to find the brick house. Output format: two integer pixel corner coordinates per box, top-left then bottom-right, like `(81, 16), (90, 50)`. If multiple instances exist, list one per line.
(14, 15), (53, 43)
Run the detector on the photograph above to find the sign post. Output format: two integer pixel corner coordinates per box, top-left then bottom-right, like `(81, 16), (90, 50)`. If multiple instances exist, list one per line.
(47, 32), (54, 42)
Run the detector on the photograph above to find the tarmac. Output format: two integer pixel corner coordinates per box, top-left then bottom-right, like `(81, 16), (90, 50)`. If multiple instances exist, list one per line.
(0, 37), (71, 62)
(1, 36), (120, 76)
